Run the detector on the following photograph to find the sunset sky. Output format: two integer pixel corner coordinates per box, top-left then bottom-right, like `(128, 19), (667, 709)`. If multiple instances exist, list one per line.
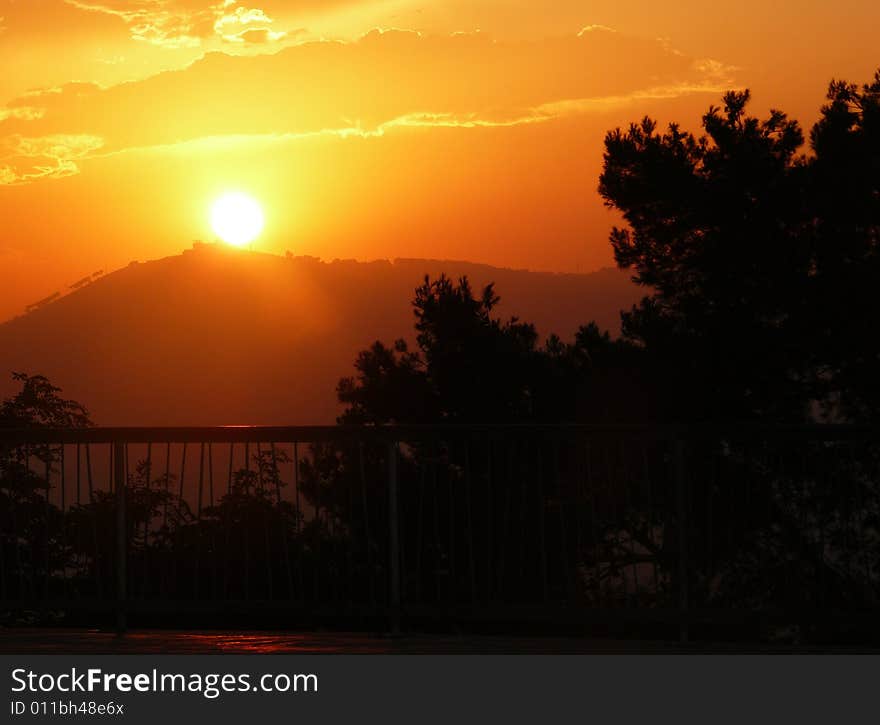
(1, 0), (878, 321)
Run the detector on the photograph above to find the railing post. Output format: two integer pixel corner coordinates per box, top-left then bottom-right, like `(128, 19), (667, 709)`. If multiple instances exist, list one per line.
(114, 441), (127, 635)
(674, 436), (689, 644)
(387, 440), (401, 635)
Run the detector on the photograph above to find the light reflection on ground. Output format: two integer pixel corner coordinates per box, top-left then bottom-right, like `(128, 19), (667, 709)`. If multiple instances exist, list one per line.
(0, 630), (871, 654)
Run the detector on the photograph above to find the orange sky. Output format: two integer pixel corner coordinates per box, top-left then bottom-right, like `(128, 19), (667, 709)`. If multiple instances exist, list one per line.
(1, 0), (878, 321)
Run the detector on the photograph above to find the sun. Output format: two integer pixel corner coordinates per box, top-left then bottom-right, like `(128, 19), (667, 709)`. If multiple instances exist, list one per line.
(210, 192), (265, 247)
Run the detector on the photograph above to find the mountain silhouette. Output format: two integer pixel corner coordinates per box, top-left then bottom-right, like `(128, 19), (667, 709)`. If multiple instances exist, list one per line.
(0, 243), (640, 425)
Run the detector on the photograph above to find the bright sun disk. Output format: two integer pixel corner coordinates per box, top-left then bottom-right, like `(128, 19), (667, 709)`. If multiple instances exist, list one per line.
(210, 192), (264, 247)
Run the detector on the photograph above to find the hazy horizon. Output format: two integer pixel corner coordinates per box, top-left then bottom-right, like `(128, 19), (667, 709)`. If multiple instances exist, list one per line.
(0, 243), (640, 424)
(0, 242), (631, 324)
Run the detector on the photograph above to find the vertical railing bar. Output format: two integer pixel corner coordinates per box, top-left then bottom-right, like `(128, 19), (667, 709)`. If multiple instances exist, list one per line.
(358, 442), (376, 607)
(294, 441), (304, 604)
(60, 443), (66, 512)
(728, 440), (736, 579)
(312, 442), (321, 604)
(142, 442), (152, 601)
(223, 442), (233, 601)
(584, 439), (600, 605)
(243, 441), (250, 601)
(85, 444), (94, 499)
(178, 443), (187, 503)
(85, 443), (101, 599)
(293, 442), (301, 534)
(227, 442), (234, 496)
(271, 442), (293, 601)
(848, 441), (871, 594)
(208, 442), (218, 602)
(74, 443), (81, 591)
(0, 455), (5, 599)
(618, 440), (639, 599)
(345, 441), (355, 606)
(124, 442), (132, 604)
(496, 444), (512, 597)
(518, 440), (528, 587)
(43, 453), (51, 609)
(160, 442), (170, 600)
(208, 443), (215, 508)
(0, 447), (6, 599)
(257, 441), (269, 598)
(572, 438), (584, 598)
(536, 442), (549, 603)
(706, 442), (716, 593)
(172, 442), (186, 596)
(447, 443), (457, 602)
(463, 441), (476, 604)
(555, 439), (573, 602)
(413, 451), (425, 605)
(162, 442), (171, 529)
(75, 443), (81, 506)
(641, 443), (659, 598)
(816, 441), (827, 611)
(601, 442), (620, 605)
(10, 450), (23, 600)
(59, 443), (67, 596)
(616, 440), (638, 601)
(194, 442), (204, 600)
(114, 440), (126, 635)
(387, 440), (401, 634)
(429, 440), (442, 605)
(674, 436), (689, 644)
(198, 443), (205, 519)
(486, 436), (493, 604)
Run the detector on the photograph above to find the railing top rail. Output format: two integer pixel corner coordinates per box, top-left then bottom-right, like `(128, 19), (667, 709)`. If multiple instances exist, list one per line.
(0, 423), (877, 444)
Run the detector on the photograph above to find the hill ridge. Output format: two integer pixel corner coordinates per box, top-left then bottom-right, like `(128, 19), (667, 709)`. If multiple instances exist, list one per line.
(0, 244), (640, 425)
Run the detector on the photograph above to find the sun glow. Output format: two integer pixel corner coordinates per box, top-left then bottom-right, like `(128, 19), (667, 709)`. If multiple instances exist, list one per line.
(210, 192), (265, 247)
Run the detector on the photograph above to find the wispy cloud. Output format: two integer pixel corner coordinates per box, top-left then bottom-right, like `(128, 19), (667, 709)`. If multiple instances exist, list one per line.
(0, 107), (45, 122)
(103, 78), (735, 157)
(0, 28), (737, 183)
(225, 26), (289, 44)
(214, 2), (281, 42)
(64, 0), (210, 48)
(0, 134), (104, 184)
(64, 0), (292, 48)
(577, 25), (616, 35)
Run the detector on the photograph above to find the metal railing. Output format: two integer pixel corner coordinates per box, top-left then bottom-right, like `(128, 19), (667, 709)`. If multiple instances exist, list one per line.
(1, 425), (879, 641)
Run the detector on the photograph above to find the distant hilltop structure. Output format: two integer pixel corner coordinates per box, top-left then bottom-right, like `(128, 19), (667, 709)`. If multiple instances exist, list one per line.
(68, 269), (105, 291)
(68, 275), (92, 291)
(25, 291), (61, 313)
(23, 269), (106, 315)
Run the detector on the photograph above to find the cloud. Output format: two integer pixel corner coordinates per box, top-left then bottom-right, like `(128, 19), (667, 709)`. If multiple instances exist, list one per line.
(577, 25), (616, 35)
(229, 27), (290, 44)
(64, 0), (291, 48)
(214, 3), (278, 42)
(64, 0), (212, 48)
(0, 28), (737, 183)
(0, 107), (45, 122)
(127, 76), (738, 149)
(0, 134), (104, 184)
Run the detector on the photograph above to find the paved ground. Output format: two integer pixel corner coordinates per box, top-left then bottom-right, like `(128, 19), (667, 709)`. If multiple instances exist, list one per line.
(0, 629), (874, 654)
